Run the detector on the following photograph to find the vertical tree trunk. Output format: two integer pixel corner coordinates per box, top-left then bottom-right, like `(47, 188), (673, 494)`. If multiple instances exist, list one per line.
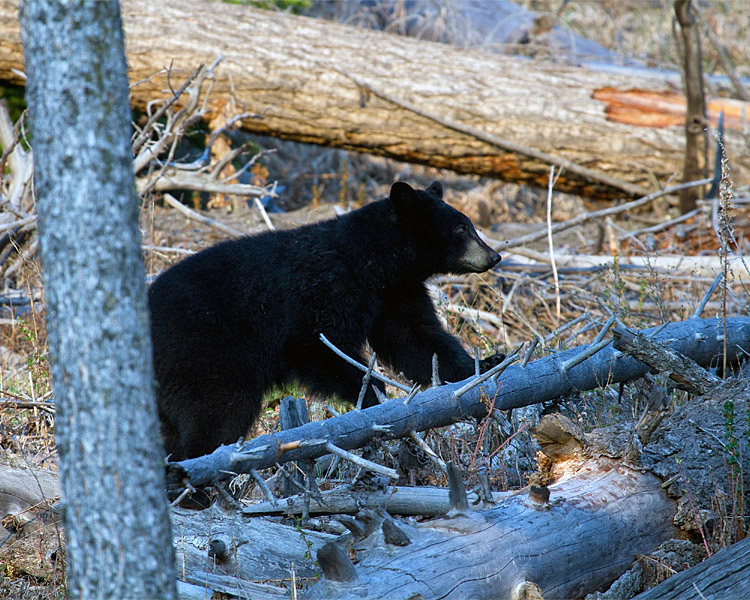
(674, 0), (709, 213)
(19, 2), (177, 598)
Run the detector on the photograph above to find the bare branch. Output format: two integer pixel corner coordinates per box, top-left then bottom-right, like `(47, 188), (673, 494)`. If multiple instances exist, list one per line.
(161, 193), (245, 238)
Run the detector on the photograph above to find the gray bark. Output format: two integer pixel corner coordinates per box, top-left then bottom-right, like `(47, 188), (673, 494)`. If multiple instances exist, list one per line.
(20, 2), (176, 598)
(304, 456), (677, 600)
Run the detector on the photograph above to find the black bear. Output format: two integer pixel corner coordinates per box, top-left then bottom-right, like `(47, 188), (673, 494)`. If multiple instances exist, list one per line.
(149, 181), (501, 460)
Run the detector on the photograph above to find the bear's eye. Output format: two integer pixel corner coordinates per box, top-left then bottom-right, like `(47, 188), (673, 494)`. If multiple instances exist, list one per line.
(455, 224), (468, 234)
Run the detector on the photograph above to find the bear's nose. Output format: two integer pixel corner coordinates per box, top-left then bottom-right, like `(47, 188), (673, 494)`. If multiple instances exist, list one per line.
(490, 252), (501, 266)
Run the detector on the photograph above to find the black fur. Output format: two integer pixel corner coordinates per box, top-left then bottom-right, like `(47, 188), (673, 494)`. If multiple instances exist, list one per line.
(149, 181), (501, 459)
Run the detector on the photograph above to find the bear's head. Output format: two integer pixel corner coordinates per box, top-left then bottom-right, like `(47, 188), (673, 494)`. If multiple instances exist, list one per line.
(389, 181), (501, 276)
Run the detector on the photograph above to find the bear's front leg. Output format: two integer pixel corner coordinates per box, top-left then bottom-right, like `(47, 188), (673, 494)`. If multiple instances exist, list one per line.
(369, 285), (477, 385)
(292, 341), (385, 409)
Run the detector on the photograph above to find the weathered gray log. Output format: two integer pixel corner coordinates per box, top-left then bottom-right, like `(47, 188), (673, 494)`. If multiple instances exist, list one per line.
(640, 378), (750, 535)
(304, 455), (677, 599)
(0, 459), (59, 523)
(241, 485), (513, 518)
(632, 536), (750, 600)
(169, 317), (750, 487)
(171, 504), (334, 595)
(179, 573), (288, 600)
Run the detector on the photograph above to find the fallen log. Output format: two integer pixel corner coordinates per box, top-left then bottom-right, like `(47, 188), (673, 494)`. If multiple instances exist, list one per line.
(241, 485), (513, 518)
(1, 0), (748, 198)
(301, 377), (750, 599)
(304, 416), (678, 599)
(612, 325), (722, 394)
(169, 317), (750, 488)
(170, 503), (333, 594)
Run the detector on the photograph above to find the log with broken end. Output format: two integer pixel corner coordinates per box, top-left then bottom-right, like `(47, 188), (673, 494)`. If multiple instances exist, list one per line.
(305, 415), (677, 599)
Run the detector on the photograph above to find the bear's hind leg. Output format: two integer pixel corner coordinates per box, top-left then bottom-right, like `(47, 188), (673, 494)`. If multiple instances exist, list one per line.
(169, 382), (265, 460)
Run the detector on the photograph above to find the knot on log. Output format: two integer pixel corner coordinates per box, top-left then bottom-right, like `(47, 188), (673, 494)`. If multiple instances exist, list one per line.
(317, 542), (358, 583)
(382, 518), (411, 547)
(511, 580), (544, 600)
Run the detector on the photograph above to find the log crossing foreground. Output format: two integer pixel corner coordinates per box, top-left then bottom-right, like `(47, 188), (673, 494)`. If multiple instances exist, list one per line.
(170, 316), (750, 487)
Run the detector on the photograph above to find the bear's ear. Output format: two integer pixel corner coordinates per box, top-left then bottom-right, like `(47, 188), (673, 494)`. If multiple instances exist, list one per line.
(389, 182), (417, 214)
(425, 181), (444, 200)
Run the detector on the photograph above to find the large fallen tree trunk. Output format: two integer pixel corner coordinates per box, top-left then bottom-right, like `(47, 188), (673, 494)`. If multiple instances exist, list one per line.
(1, 0), (748, 199)
(306, 456), (677, 599)
(302, 377), (750, 599)
(169, 316), (750, 488)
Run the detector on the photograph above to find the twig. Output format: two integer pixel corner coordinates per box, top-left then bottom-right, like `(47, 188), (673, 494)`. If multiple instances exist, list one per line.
(546, 166), (560, 322)
(402, 383), (421, 406)
(697, 7), (749, 102)
(0, 100), (33, 211)
(132, 64), (210, 173)
(521, 337), (540, 368)
(544, 312), (591, 343)
(139, 170), (269, 198)
(254, 197), (276, 231)
(211, 140), (256, 180)
(131, 64), (204, 153)
(499, 178), (713, 251)
(162, 193), (245, 238)
(325, 442), (399, 479)
(0, 398), (55, 414)
(443, 304), (504, 328)
(249, 469), (278, 505)
(319, 334), (411, 392)
(141, 244), (196, 256)
(431, 353), (441, 387)
(409, 431), (447, 473)
(453, 347), (521, 398)
(356, 353), (377, 411)
(692, 272), (723, 318)
(559, 338), (614, 374)
(593, 314), (617, 345)
(620, 208), (701, 240)
(607, 216), (648, 252)
(0, 215), (36, 236)
(170, 482), (196, 507)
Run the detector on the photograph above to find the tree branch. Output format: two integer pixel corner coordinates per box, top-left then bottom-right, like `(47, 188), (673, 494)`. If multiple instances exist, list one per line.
(168, 317), (750, 488)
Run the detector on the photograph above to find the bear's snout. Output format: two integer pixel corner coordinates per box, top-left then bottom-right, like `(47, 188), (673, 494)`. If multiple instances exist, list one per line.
(458, 236), (502, 273)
